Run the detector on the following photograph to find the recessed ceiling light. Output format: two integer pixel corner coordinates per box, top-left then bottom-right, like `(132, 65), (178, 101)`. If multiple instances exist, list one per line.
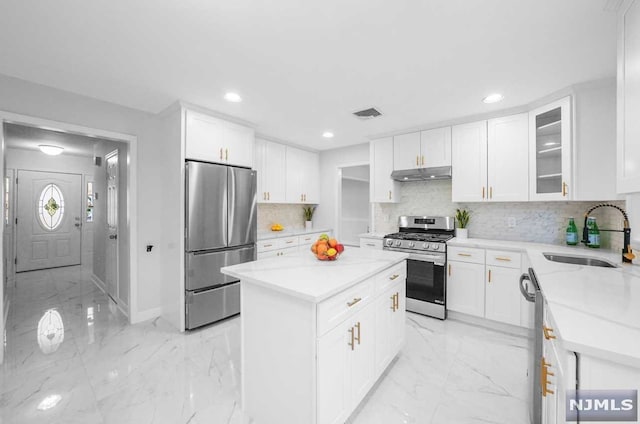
(39, 145), (64, 156)
(224, 92), (242, 103)
(37, 394), (62, 410)
(482, 93), (504, 104)
(322, 131), (334, 138)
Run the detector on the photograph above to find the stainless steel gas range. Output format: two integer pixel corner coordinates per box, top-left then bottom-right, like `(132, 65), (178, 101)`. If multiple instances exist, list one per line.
(383, 216), (455, 320)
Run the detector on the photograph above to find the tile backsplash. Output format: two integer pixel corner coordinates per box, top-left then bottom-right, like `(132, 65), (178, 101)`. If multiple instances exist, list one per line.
(257, 204), (310, 231)
(373, 180), (626, 250)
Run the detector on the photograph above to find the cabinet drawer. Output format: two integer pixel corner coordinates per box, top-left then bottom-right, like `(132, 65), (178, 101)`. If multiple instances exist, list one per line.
(447, 246), (485, 264)
(257, 238), (279, 252)
(375, 261), (406, 293)
(277, 236), (299, 249)
(317, 279), (374, 336)
(485, 250), (521, 269)
(298, 232), (323, 246)
(360, 238), (383, 250)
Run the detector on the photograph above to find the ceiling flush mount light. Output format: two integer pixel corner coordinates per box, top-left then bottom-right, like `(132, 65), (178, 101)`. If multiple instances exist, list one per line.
(37, 394), (62, 411)
(482, 93), (504, 104)
(39, 145), (64, 156)
(224, 92), (242, 103)
(322, 131), (334, 138)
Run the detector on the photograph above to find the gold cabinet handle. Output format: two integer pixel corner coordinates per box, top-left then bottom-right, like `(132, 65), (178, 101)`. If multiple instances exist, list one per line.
(389, 274), (399, 281)
(448, 263), (452, 276)
(263, 244), (273, 247)
(421, 155), (425, 166)
(457, 253), (472, 257)
(495, 257), (511, 261)
(219, 147), (223, 160)
(394, 292), (399, 311)
(354, 322), (361, 345)
(388, 190), (392, 200)
(347, 297), (362, 307)
(543, 326), (556, 340)
(365, 243), (375, 247)
(488, 269), (492, 283)
(390, 294), (395, 311)
(482, 186), (485, 199)
(416, 155), (419, 166)
(562, 181), (568, 197)
(286, 240), (294, 244)
(490, 186), (493, 199)
(541, 357), (555, 396)
(225, 148), (228, 161)
(267, 192), (270, 201)
(348, 326), (355, 351)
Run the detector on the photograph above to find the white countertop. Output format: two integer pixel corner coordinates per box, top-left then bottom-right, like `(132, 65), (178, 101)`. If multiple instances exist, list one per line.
(358, 232), (387, 239)
(449, 237), (640, 368)
(222, 248), (408, 303)
(257, 228), (333, 240)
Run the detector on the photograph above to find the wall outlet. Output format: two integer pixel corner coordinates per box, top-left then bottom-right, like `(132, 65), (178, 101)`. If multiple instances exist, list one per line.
(507, 217), (516, 228)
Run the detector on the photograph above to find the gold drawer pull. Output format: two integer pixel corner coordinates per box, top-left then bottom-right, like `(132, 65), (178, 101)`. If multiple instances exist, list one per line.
(263, 244), (273, 247)
(286, 240), (294, 244)
(389, 274), (400, 280)
(495, 257), (511, 261)
(347, 297), (362, 307)
(366, 243), (375, 247)
(457, 253), (472, 257)
(354, 322), (361, 344)
(543, 326), (556, 340)
(348, 327), (355, 350)
(541, 357), (555, 397)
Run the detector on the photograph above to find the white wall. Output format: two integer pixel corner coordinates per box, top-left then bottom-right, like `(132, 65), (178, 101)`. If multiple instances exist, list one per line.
(316, 143), (369, 232)
(0, 74), (161, 323)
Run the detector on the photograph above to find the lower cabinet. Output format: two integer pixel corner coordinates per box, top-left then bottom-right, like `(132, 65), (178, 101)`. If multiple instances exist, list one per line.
(447, 260), (485, 317)
(485, 265), (522, 326)
(374, 282), (406, 375)
(359, 236), (383, 250)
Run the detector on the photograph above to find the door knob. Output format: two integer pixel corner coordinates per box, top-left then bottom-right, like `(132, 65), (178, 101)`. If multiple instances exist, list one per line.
(109, 234), (117, 240)
(75, 223), (82, 228)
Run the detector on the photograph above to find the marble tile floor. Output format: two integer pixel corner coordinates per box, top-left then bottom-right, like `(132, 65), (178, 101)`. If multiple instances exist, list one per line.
(1, 266), (530, 424)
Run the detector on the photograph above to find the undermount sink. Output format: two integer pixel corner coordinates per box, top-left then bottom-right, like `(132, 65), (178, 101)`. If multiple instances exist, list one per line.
(543, 253), (617, 268)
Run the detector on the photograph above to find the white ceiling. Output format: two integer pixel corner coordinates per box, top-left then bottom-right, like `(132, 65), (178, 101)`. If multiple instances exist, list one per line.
(4, 123), (102, 157)
(0, 0), (617, 151)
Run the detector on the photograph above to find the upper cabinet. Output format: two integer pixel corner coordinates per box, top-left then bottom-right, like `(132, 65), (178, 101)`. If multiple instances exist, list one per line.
(185, 110), (255, 168)
(370, 137), (400, 203)
(285, 146), (319, 204)
(451, 121), (488, 202)
(452, 115), (528, 202)
(529, 97), (572, 200)
(617, 0), (640, 193)
(255, 138), (286, 203)
(392, 128), (451, 171)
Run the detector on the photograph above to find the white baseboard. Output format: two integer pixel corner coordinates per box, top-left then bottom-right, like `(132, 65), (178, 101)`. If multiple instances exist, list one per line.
(132, 307), (162, 324)
(447, 310), (531, 338)
(90, 273), (107, 293)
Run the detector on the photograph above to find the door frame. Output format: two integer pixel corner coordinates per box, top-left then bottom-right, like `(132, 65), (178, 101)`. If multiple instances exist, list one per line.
(0, 111), (139, 348)
(334, 161), (371, 244)
(104, 149), (119, 302)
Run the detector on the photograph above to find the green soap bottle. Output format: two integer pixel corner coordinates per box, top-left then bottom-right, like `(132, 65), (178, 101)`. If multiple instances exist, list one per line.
(566, 217), (578, 245)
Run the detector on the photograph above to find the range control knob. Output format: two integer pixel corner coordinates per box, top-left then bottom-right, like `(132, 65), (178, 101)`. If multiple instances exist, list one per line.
(431, 243), (440, 250)
(395, 240), (402, 247)
(423, 243), (429, 249)
(408, 242), (415, 248)
(385, 239), (393, 246)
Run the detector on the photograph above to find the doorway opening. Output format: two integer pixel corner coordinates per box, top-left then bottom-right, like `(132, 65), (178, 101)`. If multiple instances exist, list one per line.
(2, 123), (130, 313)
(336, 164), (370, 247)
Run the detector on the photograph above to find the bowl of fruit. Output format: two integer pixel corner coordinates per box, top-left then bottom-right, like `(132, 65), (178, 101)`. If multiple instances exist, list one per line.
(271, 223), (284, 231)
(310, 233), (344, 261)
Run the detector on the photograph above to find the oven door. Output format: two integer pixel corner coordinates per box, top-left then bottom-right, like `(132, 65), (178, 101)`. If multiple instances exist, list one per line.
(405, 253), (446, 305)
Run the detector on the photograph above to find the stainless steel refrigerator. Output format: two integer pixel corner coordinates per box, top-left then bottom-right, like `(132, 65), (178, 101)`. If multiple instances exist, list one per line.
(185, 161), (257, 329)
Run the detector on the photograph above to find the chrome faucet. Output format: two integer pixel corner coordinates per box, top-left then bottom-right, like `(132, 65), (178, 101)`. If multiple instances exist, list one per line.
(581, 203), (635, 263)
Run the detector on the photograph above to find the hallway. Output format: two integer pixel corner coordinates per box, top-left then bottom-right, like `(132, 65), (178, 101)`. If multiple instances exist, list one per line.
(0, 267), (243, 424)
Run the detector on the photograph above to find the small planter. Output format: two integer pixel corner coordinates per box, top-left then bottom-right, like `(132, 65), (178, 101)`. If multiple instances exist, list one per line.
(305, 220), (313, 230)
(456, 228), (468, 239)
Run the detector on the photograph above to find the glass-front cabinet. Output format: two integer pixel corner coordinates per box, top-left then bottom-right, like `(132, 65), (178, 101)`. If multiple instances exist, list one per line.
(529, 96), (572, 200)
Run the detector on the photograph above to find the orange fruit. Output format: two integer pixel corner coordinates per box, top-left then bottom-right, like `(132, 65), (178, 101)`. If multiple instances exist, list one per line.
(317, 252), (328, 261)
(328, 238), (338, 248)
(317, 244), (328, 255)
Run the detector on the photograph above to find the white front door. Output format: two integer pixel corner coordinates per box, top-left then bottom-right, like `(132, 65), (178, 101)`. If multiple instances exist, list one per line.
(105, 151), (119, 301)
(16, 170), (82, 272)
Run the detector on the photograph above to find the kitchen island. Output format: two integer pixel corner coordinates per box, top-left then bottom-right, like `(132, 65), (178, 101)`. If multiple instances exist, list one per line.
(222, 248), (408, 424)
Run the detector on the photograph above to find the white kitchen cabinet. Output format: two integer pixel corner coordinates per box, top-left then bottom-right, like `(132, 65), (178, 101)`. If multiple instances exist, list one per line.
(359, 236), (383, 250)
(421, 126), (452, 168)
(393, 132), (421, 170)
(257, 235), (299, 259)
(487, 113), (529, 201)
(451, 121), (488, 202)
(485, 266), (522, 326)
(317, 318), (350, 424)
(618, 0), (640, 193)
(347, 303), (376, 408)
(529, 97), (572, 200)
(447, 259), (485, 318)
(286, 146), (319, 204)
(370, 137), (400, 203)
(185, 110), (254, 168)
(255, 138), (286, 203)
(374, 280), (405, 375)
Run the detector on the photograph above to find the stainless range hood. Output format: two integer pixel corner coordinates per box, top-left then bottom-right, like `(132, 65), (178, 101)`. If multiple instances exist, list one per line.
(390, 166), (452, 182)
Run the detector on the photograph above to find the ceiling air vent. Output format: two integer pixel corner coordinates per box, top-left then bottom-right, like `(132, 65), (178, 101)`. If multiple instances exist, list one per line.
(353, 107), (382, 120)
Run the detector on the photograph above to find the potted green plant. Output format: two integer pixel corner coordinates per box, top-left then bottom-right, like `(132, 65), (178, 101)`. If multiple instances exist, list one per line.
(455, 208), (470, 239)
(303, 206), (316, 230)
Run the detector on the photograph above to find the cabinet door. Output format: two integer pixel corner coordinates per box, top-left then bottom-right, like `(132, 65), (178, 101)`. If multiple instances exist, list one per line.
(317, 321), (350, 424)
(485, 266), (521, 326)
(421, 127), (452, 168)
(349, 303), (376, 409)
(374, 287), (393, 374)
(370, 138), (400, 202)
(285, 146), (304, 203)
(264, 141), (286, 202)
(451, 121), (488, 202)
(185, 110), (254, 167)
(487, 114), (529, 202)
(301, 149), (320, 203)
(529, 97), (572, 200)
(447, 261), (485, 317)
(618, 0), (640, 193)
(255, 138), (267, 202)
(393, 132), (421, 170)
(389, 282), (406, 356)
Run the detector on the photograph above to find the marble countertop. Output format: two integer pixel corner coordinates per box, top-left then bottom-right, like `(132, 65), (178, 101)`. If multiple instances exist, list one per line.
(257, 228), (332, 240)
(449, 237), (640, 368)
(358, 232), (388, 239)
(222, 248), (408, 303)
